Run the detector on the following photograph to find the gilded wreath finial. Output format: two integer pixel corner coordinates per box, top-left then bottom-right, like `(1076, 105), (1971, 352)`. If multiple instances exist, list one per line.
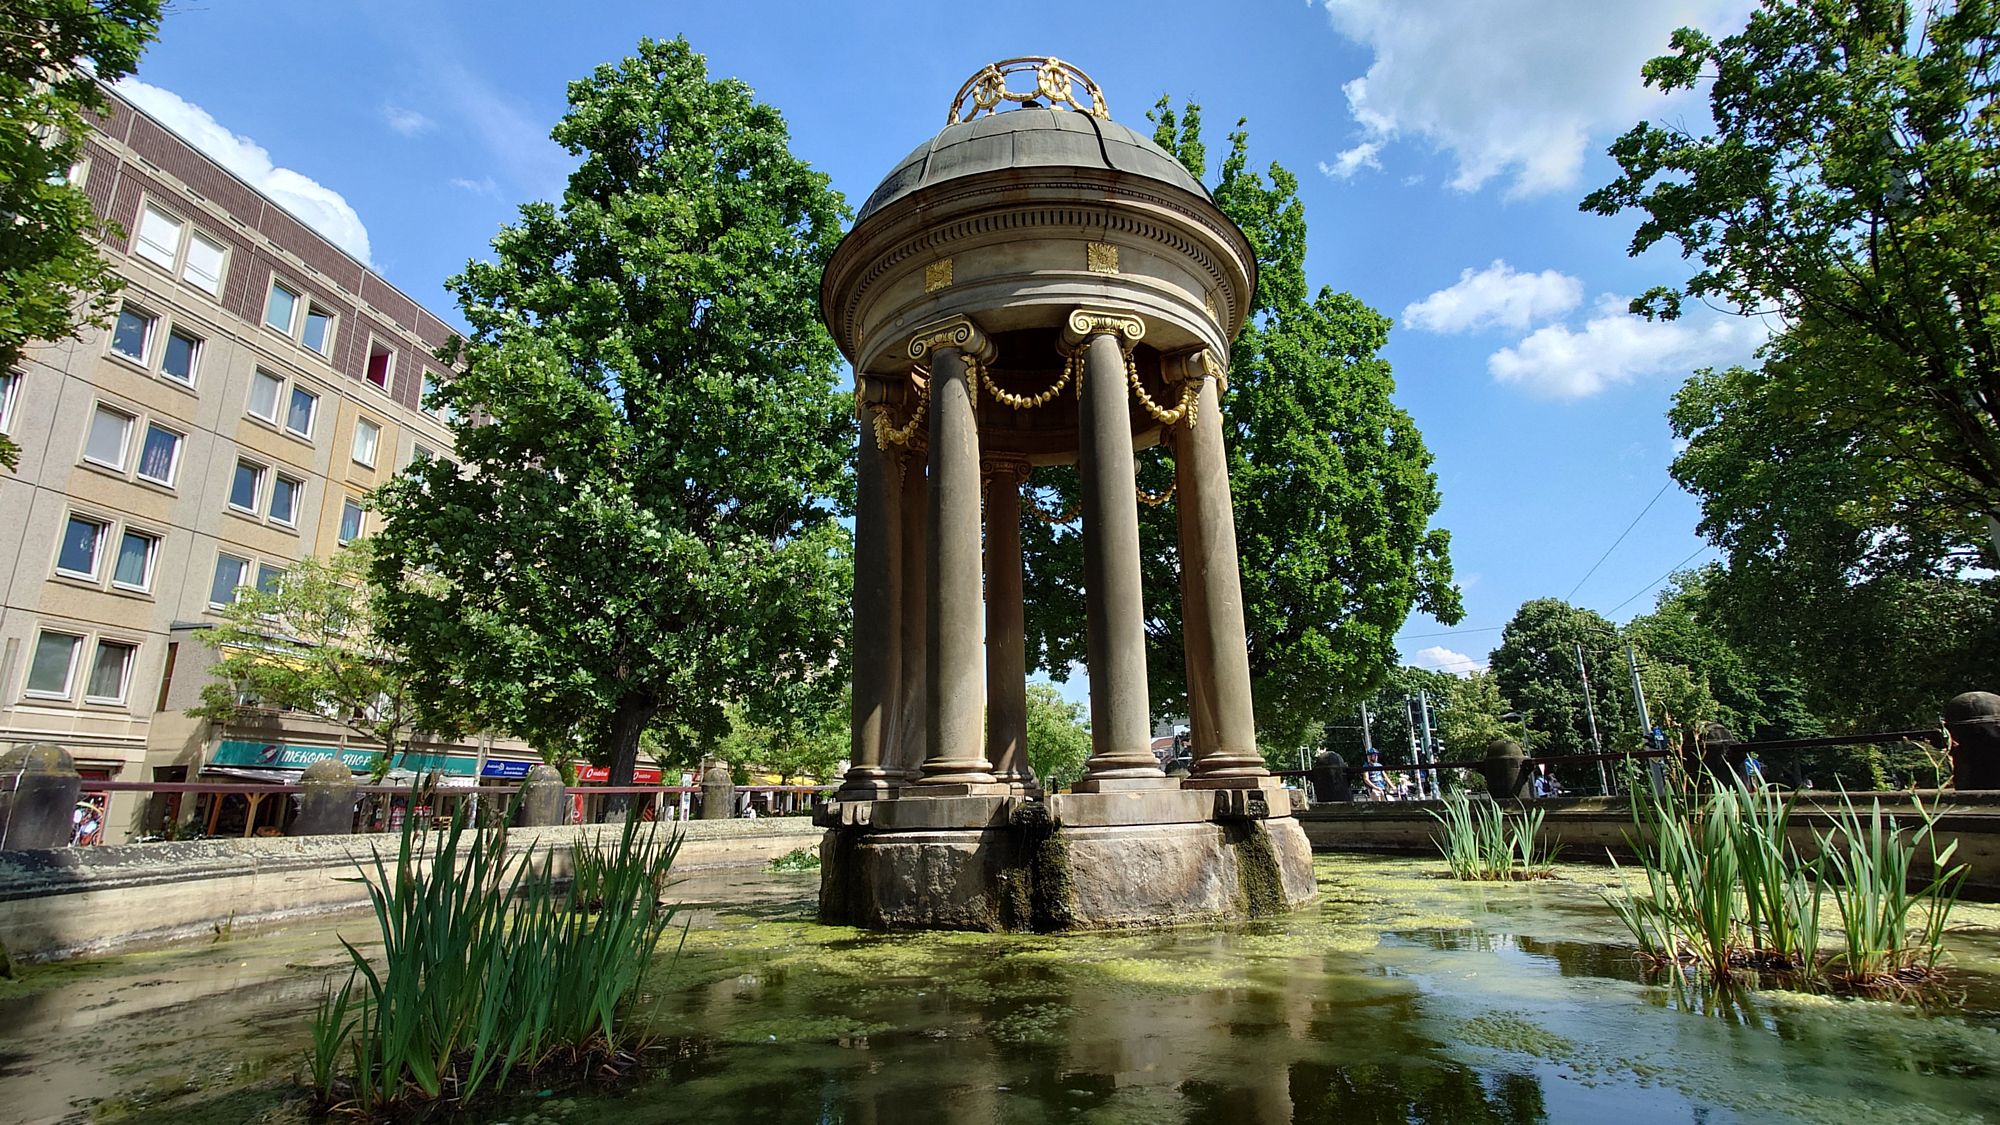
(947, 57), (1110, 126)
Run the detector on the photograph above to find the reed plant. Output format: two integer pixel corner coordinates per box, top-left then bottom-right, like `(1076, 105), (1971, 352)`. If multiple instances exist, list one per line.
(1818, 791), (1966, 986)
(1429, 789), (1556, 880)
(307, 809), (681, 1114)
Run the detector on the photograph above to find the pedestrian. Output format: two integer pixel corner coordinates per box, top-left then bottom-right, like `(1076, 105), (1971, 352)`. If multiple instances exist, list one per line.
(1361, 749), (1390, 800)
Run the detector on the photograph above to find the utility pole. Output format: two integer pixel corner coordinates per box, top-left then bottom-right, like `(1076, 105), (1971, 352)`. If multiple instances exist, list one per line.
(1628, 644), (1666, 792)
(1359, 702), (1375, 757)
(1404, 695), (1423, 799)
(1575, 642), (1610, 796)
(1417, 689), (1441, 800)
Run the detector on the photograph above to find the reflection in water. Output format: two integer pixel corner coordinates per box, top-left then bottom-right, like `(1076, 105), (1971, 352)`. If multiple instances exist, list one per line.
(5, 856), (1999, 1124)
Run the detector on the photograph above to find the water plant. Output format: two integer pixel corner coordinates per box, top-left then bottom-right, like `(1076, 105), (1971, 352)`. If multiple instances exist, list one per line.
(768, 847), (821, 872)
(1818, 792), (1965, 987)
(1428, 789), (1556, 881)
(307, 810), (682, 1114)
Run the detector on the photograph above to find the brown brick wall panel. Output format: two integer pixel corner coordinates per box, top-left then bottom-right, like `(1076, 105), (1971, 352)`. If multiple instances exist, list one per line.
(80, 140), (120, 221)
(124, 115), (265, 222)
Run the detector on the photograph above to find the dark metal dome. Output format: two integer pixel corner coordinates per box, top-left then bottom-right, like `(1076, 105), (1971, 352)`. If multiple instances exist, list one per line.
(854, 107), (1211, 224)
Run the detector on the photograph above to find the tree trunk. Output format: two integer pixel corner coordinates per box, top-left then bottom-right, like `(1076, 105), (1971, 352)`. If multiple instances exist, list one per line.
(602, 697), (657, 822)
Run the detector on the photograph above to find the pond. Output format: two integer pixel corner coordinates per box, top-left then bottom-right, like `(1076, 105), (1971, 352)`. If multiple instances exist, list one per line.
(5, 854), (2000, 1123)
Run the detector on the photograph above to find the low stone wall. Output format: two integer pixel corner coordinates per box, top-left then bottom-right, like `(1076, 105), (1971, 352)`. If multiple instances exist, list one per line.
(0, 817), (821, 963)
(1298, 790), (2000, 899)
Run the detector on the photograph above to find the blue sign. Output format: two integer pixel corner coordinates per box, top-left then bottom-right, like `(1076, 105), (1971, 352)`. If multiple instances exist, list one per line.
(480, 759), (534, 779)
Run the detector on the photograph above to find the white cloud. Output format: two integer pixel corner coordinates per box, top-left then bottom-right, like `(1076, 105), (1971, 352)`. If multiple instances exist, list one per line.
(448, 176), (499, 195)
(1403, 260), (1584, 334)
(1413, 645), (1485, 676)
(115, 78), (372, 264)
(1488, 295), (1770, 399)
(383, 104), (434, 137)
(1321, 0), (1756, 198)
(1318, 141), (1383, 181)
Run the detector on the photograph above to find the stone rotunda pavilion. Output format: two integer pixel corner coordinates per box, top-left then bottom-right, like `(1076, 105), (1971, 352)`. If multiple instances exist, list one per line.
(815, 58), (1316, 930)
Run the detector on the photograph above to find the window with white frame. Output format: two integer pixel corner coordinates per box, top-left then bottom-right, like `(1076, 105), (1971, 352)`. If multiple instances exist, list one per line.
(112, 529), (159, 591)
(183, 230), (226, 295)
(352, 417), (380, 466)
(365, 339), (395, 392)
(248, 370), (283, 422)
(269, 474), (301, 526)
(84, 405), (132, 469)
(420, 370), (439, 413)
(134, 204), (183, 269)
(55, 514), (106, 579)
(85, 640), (137, 704)
(265, 280), (299, 334)
(25, 631), (82, 698)
(285, 385), (318, 438)
(160, 327), (201, 386)
(255, 563), (286, 594)
(303, 305), (334, 356)
(228, 459), (265, 513)
(135, 423), (182, 487)
(110, 306), (155, 364)
(339, 498), (365, 544)
(0, 370), (19, 435)
(209, 553), (248, 607)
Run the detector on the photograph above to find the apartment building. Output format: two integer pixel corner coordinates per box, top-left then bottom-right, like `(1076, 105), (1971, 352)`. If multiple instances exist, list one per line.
(0, 85), (516, 841)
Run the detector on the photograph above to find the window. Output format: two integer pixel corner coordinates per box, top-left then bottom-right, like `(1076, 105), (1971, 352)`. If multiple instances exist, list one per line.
(135, 423), (181, 486)
(0, 370), (18, 434)
(55, 515), (106, 579)
(134, 205), (183, 269)
(248, 370), (283, 422)
(84, 405), (132, 469)
(183, 231), (226, 296)
(25, 632), (82, 698)
(229, 459), (265, 512)
(269, 474), (301, 526)
(302, 306), (334, 356)
(85, 640), (136, 704)
(420, 370), (439, 413)
(265, 280), (299, 333)
(161, 328), (200, 385)
(412, 443), (435, 464)
(112, 529), (158, 591)
(285, 385), (317, 438)
(339, 498), (365, 544)
(209, 553), (248, 607)
(255, 563), (286, 594)
(365, 340), (395, 391)
(110, 307), (154, 363)
(352, 417), (381, 466)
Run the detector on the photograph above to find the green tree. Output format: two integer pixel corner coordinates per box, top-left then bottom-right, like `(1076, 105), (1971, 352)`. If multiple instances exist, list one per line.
(1025, 683), (1092, 792)
(371, 38), (852, 811)
(0, 0), (163, 471)
(1623, 565), (1822, 741)
(190, 542), (431, 779)
(1584, 0), (2000, 555)
(706, 693), (846, 785)
(1324, 664), (1456, 767)
(1019, 101), (1463, 758)
(1490, 598), (1635, 765)
(1436, 670), (1517, 760)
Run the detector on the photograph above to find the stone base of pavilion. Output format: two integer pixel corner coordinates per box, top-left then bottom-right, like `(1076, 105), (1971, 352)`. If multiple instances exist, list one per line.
(814, 785), (1316, 931)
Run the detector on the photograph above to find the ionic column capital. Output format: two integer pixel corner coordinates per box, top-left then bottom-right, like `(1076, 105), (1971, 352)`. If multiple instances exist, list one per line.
(908, 315), (997, 365)
(1060, 308), (1146, 352)
(980, 452), (1034, 485)
(1162, 346), (1226, 392)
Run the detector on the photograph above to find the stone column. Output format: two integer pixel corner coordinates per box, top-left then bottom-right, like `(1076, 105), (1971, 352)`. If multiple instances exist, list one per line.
(910, 317), (1004, 791)
(889, 448), (928, 785)
(519, 764), (567, 827)
(1064, 309), (1168, 790)
(985, 457), (1034, 789)
(1169, 352), (1268, 786)
(291, 759), (358, 835)
(0, 744), (83, 850)
(839, 382), (902, 801)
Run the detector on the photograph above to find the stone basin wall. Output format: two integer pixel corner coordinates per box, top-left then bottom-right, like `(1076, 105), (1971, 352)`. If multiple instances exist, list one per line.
(1298, 790), (2000, 899)
(0, 817), (821, 963)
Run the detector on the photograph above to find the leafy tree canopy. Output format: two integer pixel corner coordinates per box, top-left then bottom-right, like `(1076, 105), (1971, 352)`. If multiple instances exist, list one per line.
(371, 38), (853, 804)
(0, 0), (163, 471)
(1019, 100), (1462, 758)
(1490, 598), (1635, 759)
(1436, 670), (1517, 761)
(1585, 0), (2000, 552)
(1024, 683), (1092, 793)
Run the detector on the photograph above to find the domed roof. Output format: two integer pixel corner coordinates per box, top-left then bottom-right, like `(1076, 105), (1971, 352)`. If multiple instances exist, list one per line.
(854, 106), (1211, 223)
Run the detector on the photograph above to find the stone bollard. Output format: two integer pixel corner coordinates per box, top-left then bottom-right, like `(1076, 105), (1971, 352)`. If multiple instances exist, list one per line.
(290, 759), (357, 836)
(701, 762), (735, 820)
(1308, 749), (1352, 803)
(1946, 692), (2000, 790)
(519, 764), (567, 827)
(1481, 739), (1532, 799)
(0, 744), (84, 850)
(1699, 721), (1743, 783)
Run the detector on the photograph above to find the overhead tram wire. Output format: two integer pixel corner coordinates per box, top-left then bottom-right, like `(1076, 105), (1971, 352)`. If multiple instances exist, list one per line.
(1607, 544), (1715, 615)
(1565, 481), (1672, 601)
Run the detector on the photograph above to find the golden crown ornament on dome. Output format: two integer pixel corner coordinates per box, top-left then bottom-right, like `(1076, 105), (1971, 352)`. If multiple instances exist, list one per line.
(947, 57), (1110, 126)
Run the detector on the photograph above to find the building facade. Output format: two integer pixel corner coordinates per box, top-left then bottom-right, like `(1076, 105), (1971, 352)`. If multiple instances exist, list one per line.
(0, 86), (503, 841)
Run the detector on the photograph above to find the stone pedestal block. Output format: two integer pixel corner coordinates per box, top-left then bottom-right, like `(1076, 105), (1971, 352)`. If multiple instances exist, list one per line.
(1482, 740), (1532, 800)
(289, 760), (355, 836)
(1947, 691), (2000, 791)
(519, 765), (567, 827)
(1308, 750), (1352, 803)
(700, 763), (736, 820)
(0, 744), (83, 851)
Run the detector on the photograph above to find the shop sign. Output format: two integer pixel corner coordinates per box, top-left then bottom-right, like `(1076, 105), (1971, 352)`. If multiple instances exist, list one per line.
(574, 765), (664, 784)
(212, 740), (478, 777)
(480, 759), (536, 779)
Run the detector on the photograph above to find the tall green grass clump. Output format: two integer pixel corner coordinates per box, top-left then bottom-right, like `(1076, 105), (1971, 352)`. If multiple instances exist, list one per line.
(1603, 774), (1964, 992)
(1429, 789), (1557, 881)
(307, 811), (681, 1114)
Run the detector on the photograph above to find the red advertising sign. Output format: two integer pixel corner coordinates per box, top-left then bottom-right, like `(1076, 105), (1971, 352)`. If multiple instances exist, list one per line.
(574, 765), (663, 784)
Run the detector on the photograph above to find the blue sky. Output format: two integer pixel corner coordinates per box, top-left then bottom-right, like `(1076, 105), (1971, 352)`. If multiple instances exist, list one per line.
(115, 0), (1771, 683)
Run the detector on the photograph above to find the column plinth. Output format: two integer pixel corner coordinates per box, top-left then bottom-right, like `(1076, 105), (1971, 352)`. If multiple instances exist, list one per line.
(1066, 311), (1171, 792)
